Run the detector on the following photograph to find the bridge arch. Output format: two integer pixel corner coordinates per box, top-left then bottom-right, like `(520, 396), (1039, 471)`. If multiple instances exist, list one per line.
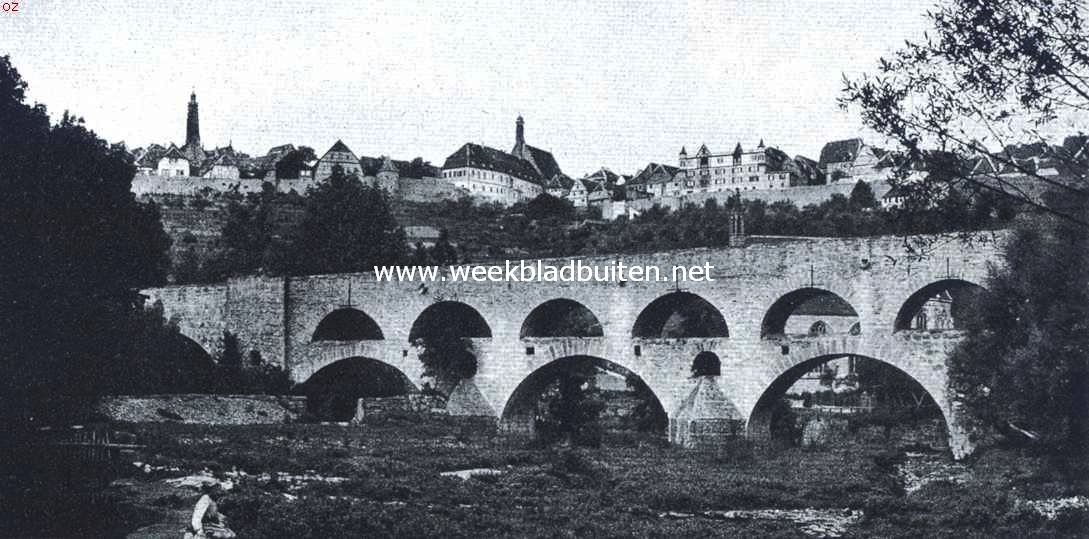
(408, 301), (492, 342)
(499, 355), (668, 435)
(761, 287), (859, 338)
(894, 278), (986, 332)
(298, 356), (417, 421)
(168, 332), (214, 363)
(691, 350), (722, 376)
(632, 291), (729, 338)
(520, 298), (604, 338)
(746, 353), (949, 446)
(311, 308), (384, 341)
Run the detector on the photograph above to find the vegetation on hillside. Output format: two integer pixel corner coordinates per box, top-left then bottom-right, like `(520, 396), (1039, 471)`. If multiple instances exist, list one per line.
(178, 180), (1020, 284)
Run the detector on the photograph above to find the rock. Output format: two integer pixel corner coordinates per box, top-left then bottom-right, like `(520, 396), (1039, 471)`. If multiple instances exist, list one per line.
(439, 468), (504, 480)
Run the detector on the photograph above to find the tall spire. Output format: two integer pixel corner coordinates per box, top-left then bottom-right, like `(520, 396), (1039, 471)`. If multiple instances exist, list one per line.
(186, 91), (201, 150)
(514, 115), (525, 155)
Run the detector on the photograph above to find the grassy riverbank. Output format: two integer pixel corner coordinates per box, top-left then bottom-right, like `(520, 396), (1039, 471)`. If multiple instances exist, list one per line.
(86, 418), (1089, 537)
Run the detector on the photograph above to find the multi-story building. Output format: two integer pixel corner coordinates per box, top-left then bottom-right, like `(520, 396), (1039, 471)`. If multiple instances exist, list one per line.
(674, 141), (797, 195)
(199, 152), (241, 180)
(441, 116), (565, 205)
(442, 143), (544, 204)
(313, 140), (363, 180)
(818, 138), (892, 182)
(157, 145), (190, 177)
(626, 162), (681, 198)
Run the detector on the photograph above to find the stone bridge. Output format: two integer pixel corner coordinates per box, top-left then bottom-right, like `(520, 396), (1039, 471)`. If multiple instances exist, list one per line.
(142, 233), (1006, 458)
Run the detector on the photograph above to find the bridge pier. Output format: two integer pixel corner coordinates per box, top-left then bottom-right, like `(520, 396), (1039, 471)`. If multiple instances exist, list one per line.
(669, 376), (746, 447)
(142, 234), (1000, 460)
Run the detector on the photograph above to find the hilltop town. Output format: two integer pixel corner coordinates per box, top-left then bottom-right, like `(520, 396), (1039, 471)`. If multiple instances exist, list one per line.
(132, 92), (1089, 219)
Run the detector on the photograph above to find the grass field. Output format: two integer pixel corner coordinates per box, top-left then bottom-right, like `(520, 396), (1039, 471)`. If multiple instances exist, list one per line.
(88, 417), (1089, 538)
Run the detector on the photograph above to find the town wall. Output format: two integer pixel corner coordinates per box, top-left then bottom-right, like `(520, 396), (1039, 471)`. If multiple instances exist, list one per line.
(625, 180), (894, 217)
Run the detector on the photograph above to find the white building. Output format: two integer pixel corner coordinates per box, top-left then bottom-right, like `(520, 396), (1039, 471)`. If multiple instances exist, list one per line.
(441, 143), (544, 204)
(156, 145), (190, 177)
(675, 141), (796, 195)
(441, 116), (567, 206)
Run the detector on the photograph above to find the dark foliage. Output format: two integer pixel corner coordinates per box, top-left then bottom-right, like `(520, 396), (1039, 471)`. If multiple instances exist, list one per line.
(948, 191), (1089, 450)
(292, 166), (406, 275)
(274, 146), (317, 180)
(842, 0), (1089, 242)
(525, 192), (575, 221)
(534, 359), (606, 447)
(414, 329), (478, 396)
(0, 56), (174, 421)
(849, 180), (878, 209)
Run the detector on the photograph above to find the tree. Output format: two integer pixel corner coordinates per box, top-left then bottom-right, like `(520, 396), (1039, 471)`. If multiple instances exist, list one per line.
(842, 0), (1089, 233)
(535, 359), (605, 447)
(849, 180), (878, 209)
(219, 199), (273, 274)
(414, 327), (477, 395)
(429, 229), (458, 266)
(292, 165), (406, 275)
(0, 56), (172, 421)
(947, 192), (1089, 450)
(274, 146), (317, 180)
(525, 193), (575, 221)
(404, 157), (436, 179)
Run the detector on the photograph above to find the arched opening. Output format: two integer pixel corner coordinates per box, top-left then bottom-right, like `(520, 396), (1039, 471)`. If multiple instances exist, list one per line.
(500, 355), (667, 443)
(408, 301), (492, 342)
(520, 298), (604, 338)
(632, 292), (729, 338)
(691, 351), (721, 376)
(123, 331), (219, 394)
(409, 301), (488, 394)
(849, 322), (861, 335)
(748, 354), (948, 450)
(761, 288), (858, 338)
(894, 279), (986, 331)
(298, 357), (415, 421)
(298, 359), (415, 422)
(311, 308), (384, 341)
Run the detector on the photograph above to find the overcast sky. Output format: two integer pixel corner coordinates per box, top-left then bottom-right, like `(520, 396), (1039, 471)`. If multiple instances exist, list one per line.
(5, 0), (937, 175)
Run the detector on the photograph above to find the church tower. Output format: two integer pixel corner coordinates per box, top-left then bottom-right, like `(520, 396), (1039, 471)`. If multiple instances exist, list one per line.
(513, 115), (525, 158)
(186, 91), (201, 150)
(182, 91), (205, 176)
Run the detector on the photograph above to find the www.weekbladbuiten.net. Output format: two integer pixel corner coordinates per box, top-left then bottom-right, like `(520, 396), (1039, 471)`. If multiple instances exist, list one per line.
(374, 260), (715, 284)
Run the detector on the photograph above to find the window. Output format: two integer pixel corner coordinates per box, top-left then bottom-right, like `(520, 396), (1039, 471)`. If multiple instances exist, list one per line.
(914, 312), (928, 330)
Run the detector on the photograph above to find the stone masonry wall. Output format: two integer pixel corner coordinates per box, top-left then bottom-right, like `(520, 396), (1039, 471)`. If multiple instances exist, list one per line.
(626, 181), (894, 217)
(142, 283), (228, 359)
(146, 232), (1006, 458)
(225, 276), (287, 367)
(96, 394), (307, 424)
